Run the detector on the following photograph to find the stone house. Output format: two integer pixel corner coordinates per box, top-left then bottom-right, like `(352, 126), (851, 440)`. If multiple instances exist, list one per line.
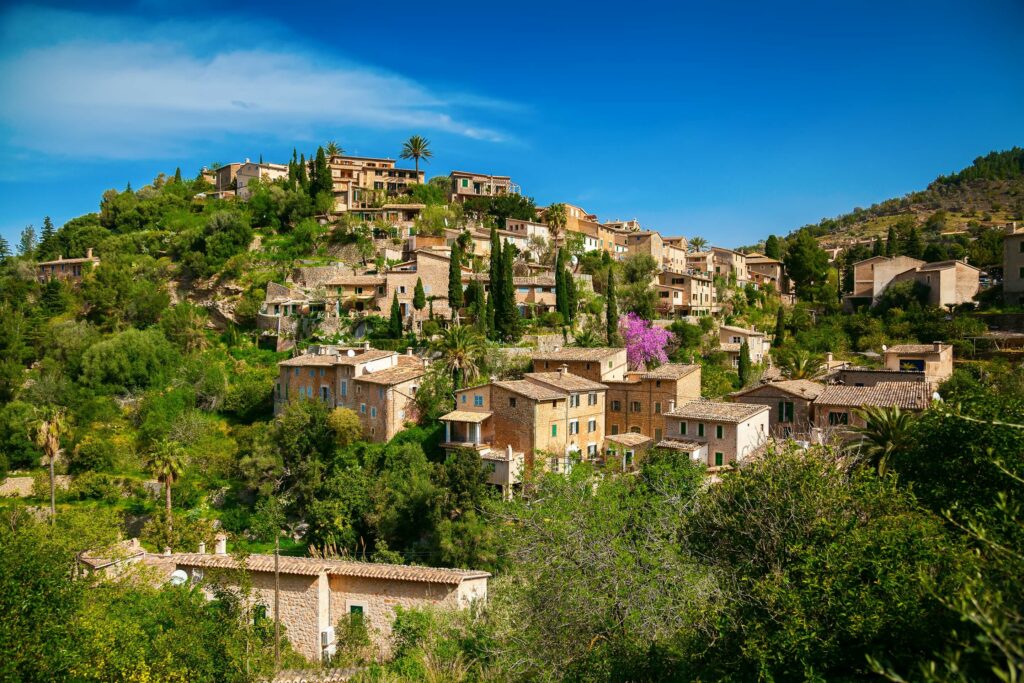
(746, 254), (788, 293)
(889, 260), (981, 309)
(662, 237), (690, 271)
(448, 170), (516, 202)
(711, 247), (748, 284)
(604, 364), (702, 443)
(624, 231), (665, 264)
(275, 346), (425, 442)
(832, 367), (927, 388)
(731, 379), (824, 439)
(327, 155), (424, 213)
(719, 325), (770, 367)
(170, 540), (488, 663)
(1002, 223), (1024, 304)
(604, 432), (654, 471)
(440, 367), (608, 491)
(811, 382), (932, 433)
(657, 269), (716, 316)
(531, 347), (628, 382)
(686, 251), (715, 277)
(660, 399), (770, 467)
(882, 342), (954, 387)
(36, 248), (100, 283)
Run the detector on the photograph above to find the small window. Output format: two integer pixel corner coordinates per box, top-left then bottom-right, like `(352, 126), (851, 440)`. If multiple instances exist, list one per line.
(588, 392), (597, 406)
(611, 424), (620, 435)
(829, 412), (849, 426)
(473, 395), (484, 407)
(569, 420), (579, 435)
(588, 418), (596, 433)
(509, 397), (517, 408)
(629, 426), (641, 434)
(716, 425), (724, 439)
(461, 394), (467, 403)
(714, 452), (724, 467)
(309, 369), (315, 377)
(698, 423), (705, 437)
(570, 394), (580, 408)
(654, 401), (661, 413)
(680, 421), (687, 436)
(370, 407), (377, 418)
(655, 428), (662, 441)
(461, 178), (468, 187)
(631, 401), (641, 413)
(360, 403), (366, 414)
(611, 400), (622, 412)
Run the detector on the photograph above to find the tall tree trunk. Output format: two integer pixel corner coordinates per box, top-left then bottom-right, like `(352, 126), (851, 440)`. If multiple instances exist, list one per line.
(166, 479), (173, 543)
(48, 453), (55, 524)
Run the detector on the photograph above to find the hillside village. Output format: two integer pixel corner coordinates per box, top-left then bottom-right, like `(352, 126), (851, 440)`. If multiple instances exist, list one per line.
(2, 143), (1024, 681)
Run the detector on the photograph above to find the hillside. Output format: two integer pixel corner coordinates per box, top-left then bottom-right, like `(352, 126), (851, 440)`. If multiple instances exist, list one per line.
(791, 148), (1024, 248)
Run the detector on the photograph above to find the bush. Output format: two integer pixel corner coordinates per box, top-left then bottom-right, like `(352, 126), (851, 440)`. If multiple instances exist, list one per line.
(80, 328), (177, 394)
(68, 471), (122, 503)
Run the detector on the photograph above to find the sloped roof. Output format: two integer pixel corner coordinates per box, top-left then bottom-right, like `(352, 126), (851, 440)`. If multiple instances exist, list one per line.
(354, 365), (425, 386)
(439, 410), (491, 423)
(641, 364), (700, 380)
(492, 379), (565, 401)
(733, 379), (825, 400)
(532, 347), (623, 362)
(720, 325), (764, 337)
(655, 439), (706, 452)
(666, 399), (770, 423)
(605, 432), (653, 447)
(814, 382), (932, 410)
(524, 372), (607, 392)
(885, 344), (948, 354)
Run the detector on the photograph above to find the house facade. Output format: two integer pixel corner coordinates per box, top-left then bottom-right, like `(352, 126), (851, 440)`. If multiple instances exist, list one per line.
(449, 171), (515, 202)
(328, 155), (424, 213)
(36, 248), (100, 283)
(1003, 223), (1024, 304)
(731, 379), (824, 439)
(719, 325), (770, 366)
(711, 247), (748, 284)
(882, 343), (953, 387)
(661, 399), (770, 467)
(603, 364), (702, 443)
(812, 382), (932, 432)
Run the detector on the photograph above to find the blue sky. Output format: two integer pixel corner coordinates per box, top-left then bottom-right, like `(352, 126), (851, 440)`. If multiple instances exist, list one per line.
(1, 1), (1022, 248)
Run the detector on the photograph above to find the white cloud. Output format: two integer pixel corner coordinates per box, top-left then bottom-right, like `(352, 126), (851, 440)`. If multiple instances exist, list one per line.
(0, 6), (509, 159)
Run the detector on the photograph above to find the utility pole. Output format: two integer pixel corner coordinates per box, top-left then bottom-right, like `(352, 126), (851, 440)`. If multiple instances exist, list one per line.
(274, 534), (281, 671)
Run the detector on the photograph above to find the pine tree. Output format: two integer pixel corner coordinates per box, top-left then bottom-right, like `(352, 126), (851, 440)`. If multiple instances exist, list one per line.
(389, 292), (403, 338)
(40, 278), (66, 315)
(774, 307), (786, 346)
(413, 277), (426, 311)
(606, 269), (620, 345)
(885, 226), (897, 257)
(738, 340), (752, 386)
(448, 244), (464, 316)
(297, 153), (309, 190)
(38, 216), (55, 259)
(904, 226), (923, 259)
(18, 225), (36, 257)
(555, 248), (567, 320)
(764, 234), (782, 260)
(497, 240), (519, 341)
(0, 235), (10, 261)
(174, 167), (182, 183)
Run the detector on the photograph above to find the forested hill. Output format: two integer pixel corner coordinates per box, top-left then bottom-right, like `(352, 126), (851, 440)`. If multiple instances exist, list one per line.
(790, 147), (1024, 246)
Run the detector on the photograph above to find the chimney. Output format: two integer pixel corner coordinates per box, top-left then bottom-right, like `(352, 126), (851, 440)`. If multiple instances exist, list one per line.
(86, 248), (93, 259)
(406, 347), (413, 356)
(668, 399), (675, 412)
(363, 341), (371, 351)
(56, 254), (63, 261)
(214, 533), (227, 555)
(506, 444), (513, 460)
(245, 157), (250, 163)
(198, 541), (206, 555)
(933, 342), (942, 352)
(826, 352), (833, 364)
(559, 364), (568, 377)
(163, 546), (171, 557)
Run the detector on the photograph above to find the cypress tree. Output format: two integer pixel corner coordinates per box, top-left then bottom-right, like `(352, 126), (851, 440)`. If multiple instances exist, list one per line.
(448, 244), (463, 316)
(413, 277), (426, 312)
(39, 216), (55, 259)
(872, 237), (883, 256)
(738, 340), (752, 386)
(606, 269), (620, 345)
(564, 258), (577, 324)
(297, 153), (309, 190)
(314, 147), (331, 197)
(498, 240), (519, 341)
(555, 248), (567, 320)
(774, 307), (786, 346)
(389, 292), (403, 338)
(904, 226), (923, 259)
(0, 235), (10, 261)
(885, 226), (897, 256)
(488, 228), (502, 339)
(764, 234), (781, 260)
(174, 167), (182, 183)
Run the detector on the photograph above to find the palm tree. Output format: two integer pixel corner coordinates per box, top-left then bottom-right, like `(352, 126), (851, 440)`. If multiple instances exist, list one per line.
(34, 409), (67, 522)
(850, 405), (915, 475)
(777, 349), (822, 379)
(325, 140), (343, 157)
(400, 135), (433, 173)
(689, 236), (708, 253)
(431, 324), (486, 391)
(545, 203), (568, 244)
(149, 441), (186, 544)
(572, 329), (602, 348)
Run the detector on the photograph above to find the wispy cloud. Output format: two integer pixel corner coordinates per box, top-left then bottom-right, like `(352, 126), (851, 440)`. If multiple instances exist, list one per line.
(0, 6), (510, 159)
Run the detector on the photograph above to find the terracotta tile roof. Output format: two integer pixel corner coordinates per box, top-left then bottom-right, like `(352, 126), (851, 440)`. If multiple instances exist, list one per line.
(666, 399), (770, 422)
(492, 379), (566, 401)
(279, 349), (396, 368)
(733, 379), (825, 400)
(524, 372), (607, 392)
(354, 365), (425, 386)
(279, 355), (339, 367)
(172, 553), (489, 584)
(439, 410), (492, 423)
(720, 325), (764, 337)
(815, 382), (932, 410)
(512, 276), (557, 287)
(642, 363), (699, 380)
(605, 432), (653, 447)
(885, 344), (947, 354)
(37, 255), (100, 266)
(656, 439), (706, 452)
(79, 539), (146, 570)
(326, 275), (386, 286)
(532, 347), (623, 362)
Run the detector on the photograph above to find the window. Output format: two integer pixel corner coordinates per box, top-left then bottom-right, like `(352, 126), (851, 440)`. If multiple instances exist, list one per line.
(778, 401), (794, 423)
(370, 407), (377, 418)
(551, 424), (558, 437)
(588, 392), (597, 406)
(611, 424), (620, 435)
(570, 394), (580, 408)
(680, 421), (687, 435)
(611, 400), (622, 411)
(714, 452), (724, 467)
(829, 411), (849, 426)
(588, 418), (597, 433)
(630, 426), (641, 433)
(716, 425), (724, 439)
(608, 360), (613, 368)
(461, 178), (468, 188)
(309, 369), (315, 377)
(1020, 241), (1024, 253)
(320, 368), (326, 377)
(360, 403), (366, 414)
(1019, 266), (1024, 279)
(587, 444), (598, 458)
(378, 388), (385, 399)
(509, 397), (517, 408)
(654, 401), (662, 413)
(631, 401), (642, 413)
(698, 423), (705, 437)
(655, 428), (663, 441)
(339, 380), (347, 397)
(569, 420), (579, 435)
(461, 394), (467, 403)
(399, 286), (407, 294)
(473, 395), (484, 407)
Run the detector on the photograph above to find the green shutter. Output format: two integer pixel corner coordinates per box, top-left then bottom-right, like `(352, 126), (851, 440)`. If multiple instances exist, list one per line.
(715, 452), (724, 466)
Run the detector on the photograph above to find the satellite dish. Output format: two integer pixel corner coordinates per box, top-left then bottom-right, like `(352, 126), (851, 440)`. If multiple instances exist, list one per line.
(881, 345), (887, 352)
(347, 349), (356, 357)
(170, 569), (188, 586)
(932, 391), (942, 402)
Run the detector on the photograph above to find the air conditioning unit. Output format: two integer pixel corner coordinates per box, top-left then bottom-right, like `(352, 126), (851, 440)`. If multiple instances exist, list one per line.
(321, 627), (336, 659)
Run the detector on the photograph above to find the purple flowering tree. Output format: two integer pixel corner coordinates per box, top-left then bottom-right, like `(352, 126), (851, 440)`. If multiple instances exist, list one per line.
(619, 312), (672, 370)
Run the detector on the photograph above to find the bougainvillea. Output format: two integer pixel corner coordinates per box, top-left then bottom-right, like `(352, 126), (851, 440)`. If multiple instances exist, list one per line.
(619, 312), (672, 370)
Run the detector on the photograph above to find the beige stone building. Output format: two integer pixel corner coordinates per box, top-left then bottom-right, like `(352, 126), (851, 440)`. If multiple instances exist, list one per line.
(812, 382), (932, 432)
(661, 400), (770, 468)
(882, 342), (953, 387)
(731, 379), (824, 439)
(889, 260), (982, 309)
(1003, 223), (1024, 304)
(170, 541), (488, 662)
(440, 367), (608, 491)
(36, 248), (100, 283)
(328, 155), (424, 213)
(236, 161), (289, 199)
(604, 364), (701, 443)
(624, 231), (665, 264)
(686, 251), (715, 276)
(711, 247), (748, 284)
(531, 347), (628, 382)
(719, 325), (770, 367)
(275, 346), (426, 441)
(657, 269), (716, 316)
(746, 254), (788, 293)
(449, 171), (516, 202)
(662, 238), (690, 272)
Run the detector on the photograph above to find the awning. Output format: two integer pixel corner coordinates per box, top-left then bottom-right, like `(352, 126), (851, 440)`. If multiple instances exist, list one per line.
(439, 410), (492, 423)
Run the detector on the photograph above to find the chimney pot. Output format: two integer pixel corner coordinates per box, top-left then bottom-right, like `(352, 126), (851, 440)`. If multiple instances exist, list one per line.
(559, 364), (568, 377)
(198, 541), (206, 554)
(506, 444), (513, 459)
(86, 248), (93, 259)
(826, 352), (833, 364)
(668, 399), (675, 412)
(214, 533), (227, 555)
(363, 341), (371, 350)
(933, 342), (942, 352)
(163, 546), (172, 557)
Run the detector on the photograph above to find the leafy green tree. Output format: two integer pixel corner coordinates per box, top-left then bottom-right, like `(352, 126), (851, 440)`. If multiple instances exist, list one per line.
(389, 291), (403, 338)
(872, 236), (884, 256)
(737, 340), (752, 386)
(764, 234), (782, 259)
(782, 231), (829, 300)
(18, 225), (36, 257)
(886, 225), (898, 256)
(159, 303), (208, 353)
(400, 135), (433, 173)
(80, 328), (177, 393)
(904, 224), (924, 259)
(413, 277), (426, 312)
(606, 269), (620, 345)
(0, 234), (10, 260)
(327, 407), (363, 447)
